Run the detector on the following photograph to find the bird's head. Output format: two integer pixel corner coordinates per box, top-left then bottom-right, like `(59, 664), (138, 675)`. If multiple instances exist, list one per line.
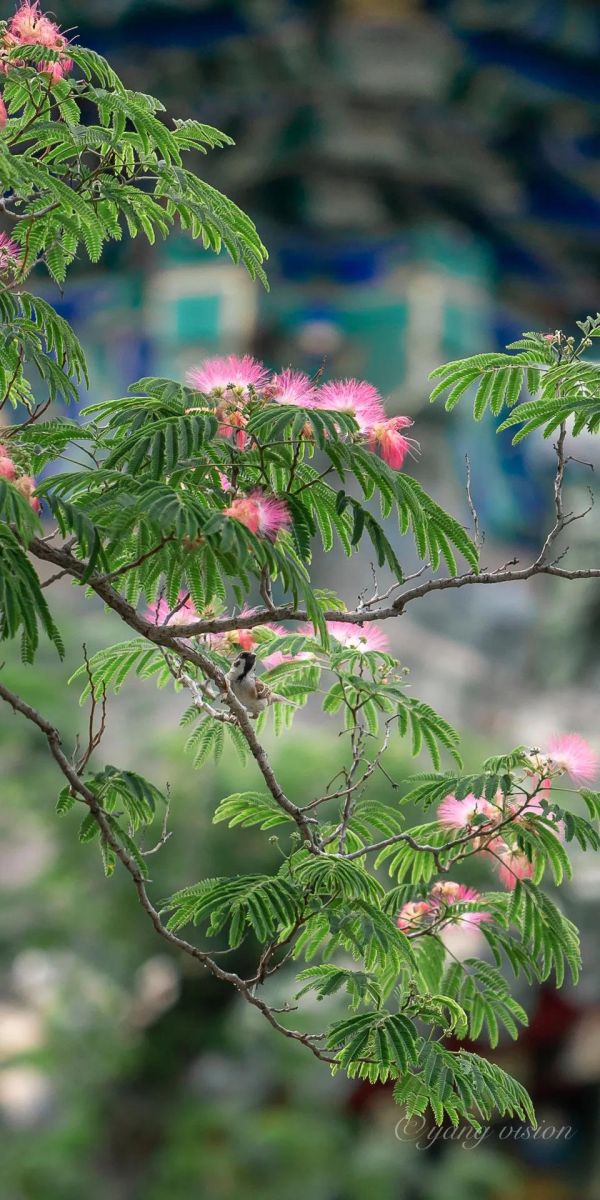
(230, 650), (256, 680)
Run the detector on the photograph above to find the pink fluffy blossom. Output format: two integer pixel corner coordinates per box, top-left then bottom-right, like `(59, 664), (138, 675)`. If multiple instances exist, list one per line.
(324, 619), (390, 654)
(0, 450), (17, 481)
(14, 473), (40, 513)
(316, 379), (386, 433)
(146, 593), (199, 627)
(544, 733), (598, 784)
(0, 232), (21, 272)
(40, 55), (72, 82)
(9, 2), (64, 47)
(368, 416), (419, 470)
(267, 369), (317, 408)
(3, 3), (73, 80)
(396, 900), (432, 932)
(187, 354), (268, 397)
(512, 784), (564, 839)
(0, 96), (6, 128)
(262, 624), (313, 670)
(218, 605), (261, 653)
(437, 793), (497, 831)
(430, 881), (490, 929)
(491, 842), (535, 891)
(260, 622), (290, 668)
(217, 408), (248, 449)
(224, 490), (290, 540)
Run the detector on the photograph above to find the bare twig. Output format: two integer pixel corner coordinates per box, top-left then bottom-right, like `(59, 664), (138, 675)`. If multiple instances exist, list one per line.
(99, 535), (174, 583)
(0, 679), (332, 1064)
(140, 783), (172, 857)
(465, 454), (483, 553)
(75, 642), (108, 772)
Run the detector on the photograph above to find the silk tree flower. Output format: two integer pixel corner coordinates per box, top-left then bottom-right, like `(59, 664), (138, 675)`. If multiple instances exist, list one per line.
(267, 369), (318, 408)
(41, 54), (73, 82)
(3, 3), (73, 80)
(186, 354), (268, 397)
(146, 593), (199, 627)
(489, 842), (535, 891)
(216, 407), (248, 449)
(145, 594), (235, 653)
(437, 793), (497, 832)
(368, 416), (419, 470)
(223, 490), (290, 540)
(14, 474), (40, 513)
(0, 232), (21, 273)
(511, 782), (564, 840)
(323, 619), (390, 654)
(396, 900), (432, 932)
(9, 2), (64, 45)
(316, 379), (386, 433)
(262, 624), (314, 669)
(217, 606), (262, 654)
(543, 734), (598, 784)
(430, 881), (490, 930)
(0, 444), (17, 480)
(0, 96), (6, 128)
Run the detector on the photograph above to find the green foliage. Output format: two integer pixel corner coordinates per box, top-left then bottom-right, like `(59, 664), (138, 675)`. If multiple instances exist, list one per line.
(441, 959), (529, 1047)
(393, 1043), (535, 1130)
(431, 318), (600, 442)
(162, 873), (304, 946)
(2, 14), (600, 1136)
(0, 522), (63, 661)
(213, 790), (292, 830)
(327, 1010), (420, 1082)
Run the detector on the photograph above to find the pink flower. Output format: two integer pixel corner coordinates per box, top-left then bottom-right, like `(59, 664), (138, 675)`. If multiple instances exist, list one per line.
(490, 842), (535, 891)
(267, 369), (318, 408)
(323, 619), (389, 654)
(9, 3), (64, 48)
(368, 416), (419, 470)
(146, 593), (199, 627)
(262, 625), (314, 669)
(396, 900), (432, 932)
(437, 793), (497, 831)
(316, 379), (386, 433)
(511, 784), (564, 840)
(14, 474), (40, 513)
(430, 881), (490, 929)
(187, 354), (268, 397)
(544, 734), (598, 784)
(263, 648), (313, 668)
(217, 605), (259, 653)
(0, 232), (21, 272)
(0, 96), (6, 128)
(3, 3), (73, 80)
(40, 55), (72, 82)
(0, 452), (17, 481)
(224, 490), (290, 540)
(216, 407), (248, 449)
(217, 472), (231, 491)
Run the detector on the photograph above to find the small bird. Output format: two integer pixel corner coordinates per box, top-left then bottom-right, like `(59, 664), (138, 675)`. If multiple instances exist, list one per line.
(226, 651), (296, 718)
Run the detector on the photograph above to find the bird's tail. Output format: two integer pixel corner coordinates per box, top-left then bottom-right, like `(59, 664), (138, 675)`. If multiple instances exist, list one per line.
(272, 693), (298, 707)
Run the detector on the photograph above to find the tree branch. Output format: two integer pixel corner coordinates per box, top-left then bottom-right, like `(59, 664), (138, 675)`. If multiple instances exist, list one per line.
(27, 536), (320, 851)
(0, 678), (331, 1063)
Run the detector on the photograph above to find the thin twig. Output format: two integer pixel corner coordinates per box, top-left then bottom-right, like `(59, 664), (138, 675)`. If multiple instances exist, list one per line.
(465, 453), (483, 552)
(0, 678), (332, 1065)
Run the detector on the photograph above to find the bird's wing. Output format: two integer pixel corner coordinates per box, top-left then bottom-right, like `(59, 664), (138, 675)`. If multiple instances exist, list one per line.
(254, 679), (273, 702)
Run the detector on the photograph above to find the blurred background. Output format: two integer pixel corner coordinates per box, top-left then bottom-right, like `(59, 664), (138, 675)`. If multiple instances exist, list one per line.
(2, 1), (600, 1196)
